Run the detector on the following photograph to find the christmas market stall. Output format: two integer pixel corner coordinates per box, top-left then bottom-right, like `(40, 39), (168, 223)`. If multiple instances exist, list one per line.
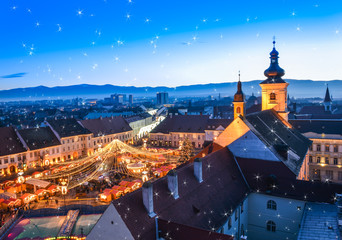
(20, 193), (37, 205)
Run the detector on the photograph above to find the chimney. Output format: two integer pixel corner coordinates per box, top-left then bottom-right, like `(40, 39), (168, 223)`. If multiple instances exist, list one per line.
(142, 181), (156, 217)
(167, 170), (179, 199)
(194, 158), (203, 183)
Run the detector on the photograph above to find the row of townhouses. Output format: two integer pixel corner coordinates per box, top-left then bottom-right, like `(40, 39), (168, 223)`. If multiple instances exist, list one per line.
(0, 116), (134, 175)
(149, 115), (230, 149)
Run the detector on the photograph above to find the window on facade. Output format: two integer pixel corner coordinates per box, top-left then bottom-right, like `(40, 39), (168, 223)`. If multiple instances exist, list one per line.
(334, 158), (338, 165)
(10, 158), (14, 163)
(228, 218), (232, 229)
(266, 221), (276, 232)
(334, 145), (338, 153)
(309, 144), (313, 151)
(236, 107), (241, 114)
(241, 201), (244, 213)
(326, 170), (333, 180)
(317, 157), (321, 163)
(309, 156), (313, 163)
(30, 152), (33, 158)
(4, 159), (8, 164)
(0, 159), (2, 165)
(338, 172), (342, 181)
(325, 158), (329, 164)
(235, 209), (238, 221)
(317, 145), (321, 151)
(270, 93), (276, 100)
(325, 145), (330, 152)
(267, 200), (277, 210)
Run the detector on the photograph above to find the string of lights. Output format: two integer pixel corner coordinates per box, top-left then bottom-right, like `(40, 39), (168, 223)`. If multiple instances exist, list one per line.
(37, 139), (179, 189)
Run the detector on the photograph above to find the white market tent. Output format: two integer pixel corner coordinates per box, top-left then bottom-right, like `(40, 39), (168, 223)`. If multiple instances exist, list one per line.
(25, 178), (51, 191)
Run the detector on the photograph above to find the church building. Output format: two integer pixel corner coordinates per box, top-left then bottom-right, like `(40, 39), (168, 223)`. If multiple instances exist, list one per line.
(216, 41), (311, 178)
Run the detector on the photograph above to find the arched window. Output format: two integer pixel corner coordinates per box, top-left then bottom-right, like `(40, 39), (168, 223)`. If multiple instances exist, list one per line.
(267, 200), (277, 210)
(236, 107), (241, 114)
(266, 220), (276, 232)
(270, 92), (276, 100)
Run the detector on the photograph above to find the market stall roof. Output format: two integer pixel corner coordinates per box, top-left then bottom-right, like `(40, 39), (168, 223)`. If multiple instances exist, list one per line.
(25, 178), (50, 188)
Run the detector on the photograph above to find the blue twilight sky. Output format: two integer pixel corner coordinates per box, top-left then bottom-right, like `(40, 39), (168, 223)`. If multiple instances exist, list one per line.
(0, 0), (342, 90)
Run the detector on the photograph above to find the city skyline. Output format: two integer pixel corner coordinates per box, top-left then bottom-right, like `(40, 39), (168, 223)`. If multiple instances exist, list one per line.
(1, 0), (342, 90)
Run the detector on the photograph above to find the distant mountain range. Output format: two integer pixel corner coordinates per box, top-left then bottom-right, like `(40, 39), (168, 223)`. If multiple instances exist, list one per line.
(0, 79), (340, 101)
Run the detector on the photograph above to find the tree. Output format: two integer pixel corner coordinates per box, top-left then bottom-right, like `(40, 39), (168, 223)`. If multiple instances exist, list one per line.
(179, 137), (194, 163)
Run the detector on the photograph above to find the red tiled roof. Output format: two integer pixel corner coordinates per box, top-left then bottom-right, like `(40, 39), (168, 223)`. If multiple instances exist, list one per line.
(18, 127), (61, 150)
(245, 109), (312, 175)
(0, 127), (26, 157)
(191, 142), (224, 162)
(113, 147), (250, 239)
(158, 218), (234, 240)
(47, 118), (91, 138)
(289, 119), (342, 135)
(80, 117), (132, 136)
(151, 115), (211, 134)
(236, 157), (342, 204)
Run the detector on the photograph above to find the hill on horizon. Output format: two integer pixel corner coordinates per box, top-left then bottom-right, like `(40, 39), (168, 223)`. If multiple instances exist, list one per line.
(0, 79), (340, 101)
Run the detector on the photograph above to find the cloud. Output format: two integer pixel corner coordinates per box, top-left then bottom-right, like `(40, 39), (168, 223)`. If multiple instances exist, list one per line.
(1, 72), (27, 78)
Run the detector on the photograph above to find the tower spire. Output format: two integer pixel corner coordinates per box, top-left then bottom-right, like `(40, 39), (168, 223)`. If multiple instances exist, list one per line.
(233, 71), (245, 119)
(324, 84), (332, 102)
(262, 39), (285, 83)
(260, 39), (289, 121)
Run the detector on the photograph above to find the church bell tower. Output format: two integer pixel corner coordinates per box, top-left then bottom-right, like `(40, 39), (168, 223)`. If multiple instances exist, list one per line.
(233, 72), (245, 119)
(260, 39), (289, 121)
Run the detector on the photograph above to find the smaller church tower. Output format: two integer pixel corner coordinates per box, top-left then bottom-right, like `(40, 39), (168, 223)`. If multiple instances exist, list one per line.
(260, 39), (289, 121)
(233, 72), (245, 119)
(323, 85), (332, 112)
